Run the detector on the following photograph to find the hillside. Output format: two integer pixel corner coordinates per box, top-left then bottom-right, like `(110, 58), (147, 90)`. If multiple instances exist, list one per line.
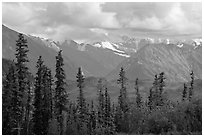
(2, 25), (77, 80)
(107, 43), (202, 82)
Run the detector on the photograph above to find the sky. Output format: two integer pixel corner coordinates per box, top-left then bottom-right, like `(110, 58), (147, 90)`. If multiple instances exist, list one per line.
(2, 2), (202, 43)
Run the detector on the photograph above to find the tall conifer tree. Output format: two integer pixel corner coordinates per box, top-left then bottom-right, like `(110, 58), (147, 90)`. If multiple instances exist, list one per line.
(55, 50), (68, 135)
(188, 71), (194, 101)
(135, 78), (142, 107)
(2, 63), (17, 134)
(76, 67), (86, 118)
(33, 56), (44, 134)
(15, 33), (29, 134)
(182, 83), (187, 101)
(117, 67), (128, 112)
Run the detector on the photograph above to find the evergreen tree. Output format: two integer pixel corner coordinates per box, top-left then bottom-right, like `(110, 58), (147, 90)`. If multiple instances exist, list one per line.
(152, 74), (159, 105)
(182, 83), (187, 101)
(76, 67), (86, 115)
(158, 72), (166, 105)
(76, 67), (88, 134)
(33, 56), (44, 134)
(188, 71), (194, 101)
(88, 100), (96, 134)
(41, 66), (53, 134)
(97, 78), (105, 125)
(47, 69), (54, 119)
(109, 103), (116, 134)
(148, 88), (153, 110)
(55, 50), (68, 135)
(24, 80), (33, 134)
(2, 63), (17, 134)
(135, 78), (142, 107)
(117, 67), (128, 112)
(116, 67), (129, 133)
(150, 73), (165, 108)
(104, 87), (111, 125)
(33, 56), (53, 135)
(15, 33), (29, 134)
(97, 78), (104, 111)
(158, 72), (165, 95)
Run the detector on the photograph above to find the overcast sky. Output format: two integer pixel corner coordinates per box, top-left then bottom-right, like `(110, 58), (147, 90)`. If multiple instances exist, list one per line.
(2, 2), (202, 43)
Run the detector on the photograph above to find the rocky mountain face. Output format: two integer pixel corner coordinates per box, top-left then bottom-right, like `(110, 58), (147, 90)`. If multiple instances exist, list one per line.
(107, 43), (202, 82)
(2, 25), (202, 83)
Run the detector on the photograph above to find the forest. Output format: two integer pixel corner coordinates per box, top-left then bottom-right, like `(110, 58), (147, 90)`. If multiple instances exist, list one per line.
(2, 33), (202, 135)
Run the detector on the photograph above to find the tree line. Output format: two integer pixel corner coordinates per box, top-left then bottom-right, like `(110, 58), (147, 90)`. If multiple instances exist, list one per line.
(2, 33), (201, 135)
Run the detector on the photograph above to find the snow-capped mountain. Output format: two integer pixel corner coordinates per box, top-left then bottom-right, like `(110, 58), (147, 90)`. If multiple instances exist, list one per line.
(3, 24), (201, 80)
(107, 42), (202, 82)
(92, 41), (131, 57)
(28, 35), (61, 51)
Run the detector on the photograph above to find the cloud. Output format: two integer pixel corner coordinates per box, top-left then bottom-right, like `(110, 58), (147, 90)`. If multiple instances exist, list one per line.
(2, 2), (202, 42)
(90, 28), (108, 36)
(102, 2), (201, 35)
(2, 2), (121, 41)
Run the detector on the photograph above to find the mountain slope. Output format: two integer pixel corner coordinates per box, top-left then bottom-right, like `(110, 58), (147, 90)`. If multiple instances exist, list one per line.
(2, 25), (77, 80)
(59, 40), (110, 77)
(107, 43), (202, 82)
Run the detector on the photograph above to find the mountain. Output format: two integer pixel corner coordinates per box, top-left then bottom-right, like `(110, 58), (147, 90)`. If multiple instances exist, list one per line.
(83, 42), (128, 70)
(107, 42), (202, 82)
(59, 40), (111, 77)
(2, 25), (77, 80)
(2, 24), (202, 105)
(2, 25), (130, 78)
(2, 24), (201, 82)
(58, 40), (133, 77)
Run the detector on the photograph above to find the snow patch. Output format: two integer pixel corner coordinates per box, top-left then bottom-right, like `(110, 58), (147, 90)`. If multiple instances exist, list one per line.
(177, 43), (183, 48)
(193, 39), (202, 46)
(28, 35), (60, 51)
(93, 43), (102, 48)
(114, 52), (130, 58)
(43, 40), (60, 51)
(93, 41), (125, 53)
(166, 39), (170, 44)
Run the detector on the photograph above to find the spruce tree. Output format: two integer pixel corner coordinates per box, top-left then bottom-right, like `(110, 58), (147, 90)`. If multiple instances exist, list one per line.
(33, 56), (44, 134)
(15, 33), (29, 134)
(116, 67), (129, 133)
(135, 78), (142, 107)
(152, 74), (159, 105)
(41, 66), (53, 134)
(76, 67), (87, 125)
(158, 72), (165, 95)
(24, 80), (33, 134)
(55, 50), (68, 135)
(148, 87), (153, 110)
(97, 78), (105, 125)
(182, 83), (187, 101)
(76, 67), (85, 112)
(2, 63), (17, 134)
(47, 68), (54, 119)
(104, 87), (111, 126)
(150, 73), (165, 107)
(158, 72), (165, 106)
(97, 78), (104, 112)
(88, 100), (96, 134)
(188, 71), (194, 101)
(117, 67), (128, 112)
